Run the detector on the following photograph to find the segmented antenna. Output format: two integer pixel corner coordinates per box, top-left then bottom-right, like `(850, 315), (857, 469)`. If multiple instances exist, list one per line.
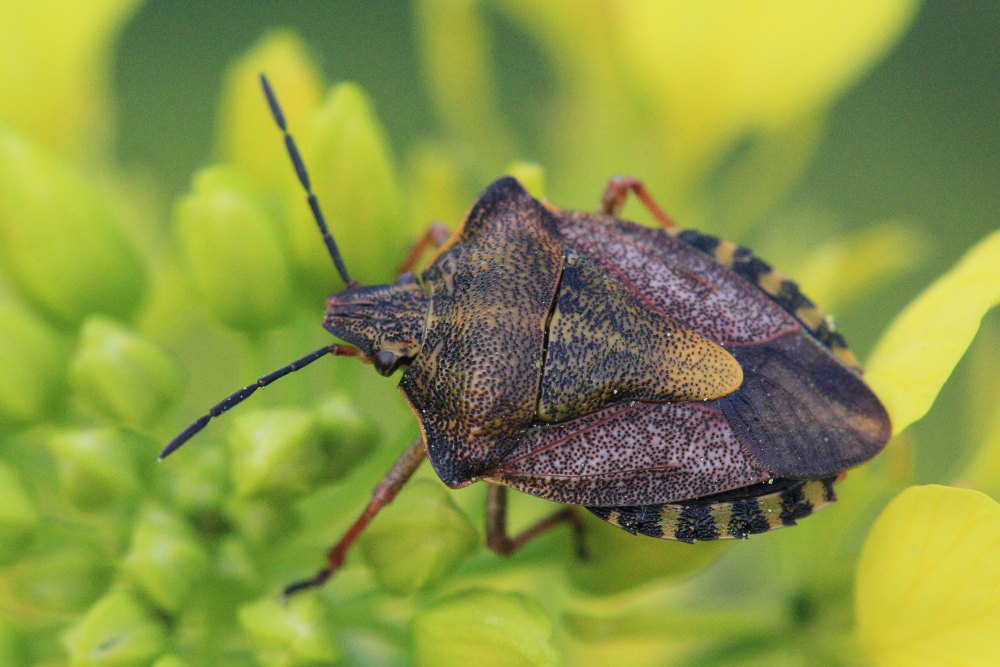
(260, 73), (357, 288)
(159, 344), (358, 460)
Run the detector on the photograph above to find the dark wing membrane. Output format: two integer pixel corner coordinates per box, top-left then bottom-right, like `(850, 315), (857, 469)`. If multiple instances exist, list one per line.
(481, 401), (770, 507)
(717, 331), (890, 478)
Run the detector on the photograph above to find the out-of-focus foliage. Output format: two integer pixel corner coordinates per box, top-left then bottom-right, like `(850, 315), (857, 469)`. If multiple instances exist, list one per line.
(0, 1), (998, 665)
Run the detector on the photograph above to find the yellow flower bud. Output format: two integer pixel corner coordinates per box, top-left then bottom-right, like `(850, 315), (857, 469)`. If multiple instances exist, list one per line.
(287, 83), (406, 295)
(0, 0), (140, 156)
(46, 428), (141, 511)
(412, 589), (559, 666)
(226, 395), (375, 498)
(414, 0), (516, 167)
(0, 299), (68, 423)
(124, 505), (211, 613)
(7, 546), (111, 626)
(238, 596), (340, 665)
(359, 480), (477, 595)
(70, 317), (183, 428)
(406, 143), (467, 236)
(174, 165), (296, 332)
(0, 128), (146, 326)
(217, 30), (323, 189)
(314, 393), (378, 481)
(159, 445), (229, 516)
(61, 590), (167, 666)
(228, 408), (322, 499)
(224, 497), (296, 547)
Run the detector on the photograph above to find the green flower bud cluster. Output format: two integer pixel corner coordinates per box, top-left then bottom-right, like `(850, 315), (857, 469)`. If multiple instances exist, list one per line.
(0, 27), (505, 665)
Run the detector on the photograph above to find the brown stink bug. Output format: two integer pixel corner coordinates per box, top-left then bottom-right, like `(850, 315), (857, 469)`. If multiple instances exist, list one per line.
(162, 75), (891, 596)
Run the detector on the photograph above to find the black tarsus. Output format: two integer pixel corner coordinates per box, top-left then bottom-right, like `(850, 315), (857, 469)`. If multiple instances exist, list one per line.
(281, 569), (330, 600)
(259, 73), (357, 289)
(159, 344), (344, 460)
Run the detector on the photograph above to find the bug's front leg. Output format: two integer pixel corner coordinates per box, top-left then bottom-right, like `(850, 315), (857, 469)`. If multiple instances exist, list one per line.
(485, 485), (589, 560)
(600, 176), (677, 231)
(283, 437), (427, 597)
(396, 223), (451, 275)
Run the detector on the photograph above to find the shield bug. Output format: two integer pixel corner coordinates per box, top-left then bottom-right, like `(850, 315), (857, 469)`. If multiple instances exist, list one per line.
(162, 75), (891, 596)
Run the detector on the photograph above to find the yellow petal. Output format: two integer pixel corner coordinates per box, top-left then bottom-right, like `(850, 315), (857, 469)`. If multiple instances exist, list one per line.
(492, 0), (917, 219)
(958, 345), (1000, 498)
(855, 485), (1000, 666)
(611, 0), (918, 185)
(866, 230), (1000, 435)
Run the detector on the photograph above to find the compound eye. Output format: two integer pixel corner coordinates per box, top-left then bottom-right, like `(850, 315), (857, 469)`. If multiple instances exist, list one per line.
(373, 350), (400, 376)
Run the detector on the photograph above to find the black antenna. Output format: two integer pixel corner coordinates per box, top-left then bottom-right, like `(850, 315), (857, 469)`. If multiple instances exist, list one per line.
(159, 344), (357, 460)
(260, 73), (358, 288)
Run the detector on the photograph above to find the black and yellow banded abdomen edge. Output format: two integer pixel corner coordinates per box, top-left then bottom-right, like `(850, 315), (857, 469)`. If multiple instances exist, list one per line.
(586, 477), (838, 541)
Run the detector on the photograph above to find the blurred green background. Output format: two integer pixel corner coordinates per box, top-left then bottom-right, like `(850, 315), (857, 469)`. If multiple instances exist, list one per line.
(0, 1), (998, 665)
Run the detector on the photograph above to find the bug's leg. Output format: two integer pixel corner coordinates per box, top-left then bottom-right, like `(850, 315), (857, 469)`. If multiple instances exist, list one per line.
(396, 223), (451, 275)
(485, 484), (589, 560)
(282, 437), (427, 597)
(600, 176), (678, 231)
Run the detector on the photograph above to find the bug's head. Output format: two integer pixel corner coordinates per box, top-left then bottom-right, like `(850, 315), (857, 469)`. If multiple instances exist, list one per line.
(324, 272), (429, 376)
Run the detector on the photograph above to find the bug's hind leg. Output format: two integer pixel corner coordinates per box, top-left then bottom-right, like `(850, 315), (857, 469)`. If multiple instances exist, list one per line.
(283, 437), (427, 597)
(600, 176), (678, 231)
(485, 484), (589, 560)
(396, 223), (451, 275)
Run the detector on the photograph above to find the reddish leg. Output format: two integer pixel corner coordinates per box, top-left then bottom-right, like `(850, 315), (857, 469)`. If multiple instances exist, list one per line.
(283, 438), (427, 597)
(485, 485), (589, 560)
(600, 176), (678, 231)
(396, 223), (451, 275)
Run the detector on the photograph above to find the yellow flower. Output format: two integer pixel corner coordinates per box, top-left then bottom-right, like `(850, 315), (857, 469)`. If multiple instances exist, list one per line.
(867, 230), (1000, 435)
(466, 0), (918, 227)
(855, 485), (1000, 666)
(611, 1), (918, 189)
